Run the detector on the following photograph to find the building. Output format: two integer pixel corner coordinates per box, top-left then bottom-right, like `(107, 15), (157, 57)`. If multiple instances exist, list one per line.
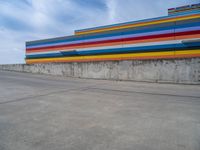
(26, 3), (200, 64)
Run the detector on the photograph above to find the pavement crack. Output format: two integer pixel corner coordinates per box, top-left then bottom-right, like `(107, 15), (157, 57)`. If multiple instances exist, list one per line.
(0, 85), (96, 105)
(86, 87), (200, 99)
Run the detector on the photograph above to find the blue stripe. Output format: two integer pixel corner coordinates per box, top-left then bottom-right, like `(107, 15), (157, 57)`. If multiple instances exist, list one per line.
(26, 53), (63, 59)
(60, 51), (78, 56)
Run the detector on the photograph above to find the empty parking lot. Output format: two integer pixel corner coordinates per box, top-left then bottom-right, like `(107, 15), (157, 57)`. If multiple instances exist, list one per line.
(0, 70), (200, 150)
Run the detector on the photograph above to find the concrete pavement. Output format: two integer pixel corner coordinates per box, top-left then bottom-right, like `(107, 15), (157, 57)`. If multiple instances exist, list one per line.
(0, 70), (200, 150)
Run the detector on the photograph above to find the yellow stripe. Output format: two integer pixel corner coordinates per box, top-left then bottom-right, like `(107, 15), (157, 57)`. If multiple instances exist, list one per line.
(175, 49), (200, 55)
(75, 14), (200, 35)
(26, 50), (200, 64)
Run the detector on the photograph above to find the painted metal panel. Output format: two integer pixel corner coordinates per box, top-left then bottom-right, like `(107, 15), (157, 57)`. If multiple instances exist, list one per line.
(25, 3), (200, 64)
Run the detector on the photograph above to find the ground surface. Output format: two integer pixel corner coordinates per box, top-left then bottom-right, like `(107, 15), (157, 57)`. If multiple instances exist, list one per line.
(0, 70), (200, 150)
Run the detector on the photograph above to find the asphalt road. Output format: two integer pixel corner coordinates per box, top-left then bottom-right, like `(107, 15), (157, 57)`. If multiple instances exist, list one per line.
(0, 70), (200, 150)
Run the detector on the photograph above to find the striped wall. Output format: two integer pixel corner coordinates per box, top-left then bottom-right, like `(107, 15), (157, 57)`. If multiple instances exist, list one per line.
(26, 3), (200, 64)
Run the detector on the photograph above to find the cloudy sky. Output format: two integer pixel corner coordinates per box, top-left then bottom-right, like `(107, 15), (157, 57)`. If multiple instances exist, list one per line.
(0, 0), (199, 64)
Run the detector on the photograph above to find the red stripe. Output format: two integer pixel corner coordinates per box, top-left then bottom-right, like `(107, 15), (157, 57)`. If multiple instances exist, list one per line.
(26, 30), (200, 51)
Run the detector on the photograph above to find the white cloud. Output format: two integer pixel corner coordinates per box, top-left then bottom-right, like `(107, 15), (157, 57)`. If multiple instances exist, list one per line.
(105, 0), (117, 23)
(0, 0), (110, 64)
(105, 0), (199, 24)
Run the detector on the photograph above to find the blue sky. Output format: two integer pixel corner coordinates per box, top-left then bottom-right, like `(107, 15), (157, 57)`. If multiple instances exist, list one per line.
(0, 0), (199, 64)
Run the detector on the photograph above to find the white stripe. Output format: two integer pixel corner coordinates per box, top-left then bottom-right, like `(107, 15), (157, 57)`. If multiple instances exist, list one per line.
(27, 51), (61, 56)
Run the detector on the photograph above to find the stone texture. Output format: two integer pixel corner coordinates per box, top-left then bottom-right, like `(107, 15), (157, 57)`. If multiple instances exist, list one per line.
(0, 58), (200, 84)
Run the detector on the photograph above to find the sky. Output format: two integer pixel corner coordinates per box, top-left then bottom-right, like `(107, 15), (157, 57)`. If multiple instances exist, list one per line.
(0, 0), (199, 64)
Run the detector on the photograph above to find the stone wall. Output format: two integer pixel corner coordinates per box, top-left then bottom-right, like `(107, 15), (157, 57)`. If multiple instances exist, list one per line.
(0, 58), (200, 84)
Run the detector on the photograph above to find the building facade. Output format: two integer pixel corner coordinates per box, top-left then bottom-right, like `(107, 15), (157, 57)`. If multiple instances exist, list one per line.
(26, 3), (200, 64)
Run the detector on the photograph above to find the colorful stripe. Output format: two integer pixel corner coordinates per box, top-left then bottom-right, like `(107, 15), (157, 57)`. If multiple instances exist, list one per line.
(26, 22), (200, 49)
(26, 39), (200, 59)
(26, 49), (200, 64)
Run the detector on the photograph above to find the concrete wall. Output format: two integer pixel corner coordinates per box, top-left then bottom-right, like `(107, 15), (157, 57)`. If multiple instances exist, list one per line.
(0, 58), (200, 84)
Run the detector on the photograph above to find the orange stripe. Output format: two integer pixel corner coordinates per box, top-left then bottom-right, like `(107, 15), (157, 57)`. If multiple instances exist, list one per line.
(175, 34), (200, 40)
